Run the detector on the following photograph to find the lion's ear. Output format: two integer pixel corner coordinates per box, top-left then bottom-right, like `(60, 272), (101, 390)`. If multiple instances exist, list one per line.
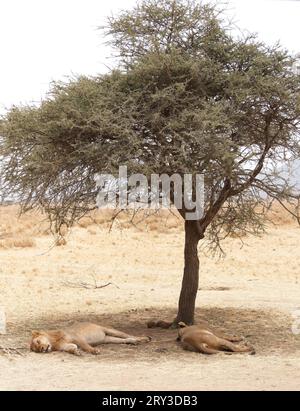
(31, 330), (40, 338)
(178, 322), (187, 328)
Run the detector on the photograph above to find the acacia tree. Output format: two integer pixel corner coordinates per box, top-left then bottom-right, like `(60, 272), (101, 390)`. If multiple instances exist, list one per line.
(1, 0), (300, 324)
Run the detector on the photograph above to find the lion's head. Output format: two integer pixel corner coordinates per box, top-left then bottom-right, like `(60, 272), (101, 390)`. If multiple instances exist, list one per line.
(176, 321), (188, 341)
(30, 331), (52, 353)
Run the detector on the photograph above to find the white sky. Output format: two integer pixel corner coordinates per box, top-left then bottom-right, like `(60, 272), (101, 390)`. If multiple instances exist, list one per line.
(0, 0), (299, 113)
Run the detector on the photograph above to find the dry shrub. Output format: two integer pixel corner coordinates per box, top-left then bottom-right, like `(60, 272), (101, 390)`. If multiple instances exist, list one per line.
(0, 202), (296, 247)
(77, 208), (183, 233)
(148, 222), (160, 232)
(119, 222), (132, 229)
(87, 227), (97, 235)
(0, 205), (46, 235)
(0, 206), (181, 237)
(77, 209), (114, 228)
(77, 217), (94, 228)
(143, 210), (182, 233)
(227, 230), (248, 239)
(266, 203), (297, 226)
(0, 205), (44, 248)
(55, 237), (67, 246)
(166, 219), (181, 230)
(0, 235), (36, 249)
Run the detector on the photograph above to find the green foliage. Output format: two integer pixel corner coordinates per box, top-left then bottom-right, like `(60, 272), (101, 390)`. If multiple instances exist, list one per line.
(1, 0), (300, 246)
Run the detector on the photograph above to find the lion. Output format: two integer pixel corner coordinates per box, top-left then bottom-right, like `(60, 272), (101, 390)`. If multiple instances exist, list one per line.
(177, 322), (255, 355)
(30, 322), (151, 355)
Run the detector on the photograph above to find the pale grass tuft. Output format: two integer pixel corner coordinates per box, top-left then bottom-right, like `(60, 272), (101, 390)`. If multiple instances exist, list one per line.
(266, 203), (296, 225)
(0, 203), (296, 248)
(55, 238), (67, 246)
(0, 235), (36, 249)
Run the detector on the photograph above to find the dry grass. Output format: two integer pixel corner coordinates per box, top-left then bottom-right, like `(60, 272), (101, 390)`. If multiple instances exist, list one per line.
(0, 236), (36, 249)
(77, 208), (183, 232)
(0, 202), (297, 249)
(266, 203), (298, 225)
(0, 206), (45, 248)
(0, 202), (300, 390)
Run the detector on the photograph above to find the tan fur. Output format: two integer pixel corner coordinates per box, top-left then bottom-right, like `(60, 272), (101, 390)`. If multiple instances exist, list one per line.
(177, 322), (255, 355)
(30, 322), (151, 355)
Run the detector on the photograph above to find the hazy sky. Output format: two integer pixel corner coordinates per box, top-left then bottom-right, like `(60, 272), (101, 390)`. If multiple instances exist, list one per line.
(0, 0), (299, 113)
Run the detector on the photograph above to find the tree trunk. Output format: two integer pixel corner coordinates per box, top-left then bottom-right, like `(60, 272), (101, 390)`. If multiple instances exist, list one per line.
(176, 220), (200, 325)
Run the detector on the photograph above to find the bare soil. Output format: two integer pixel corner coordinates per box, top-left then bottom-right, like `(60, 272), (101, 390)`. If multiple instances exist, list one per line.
(0, 212), (299, 390)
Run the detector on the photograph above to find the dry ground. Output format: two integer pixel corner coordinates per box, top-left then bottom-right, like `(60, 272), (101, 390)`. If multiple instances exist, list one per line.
(0, 206), (300, 391)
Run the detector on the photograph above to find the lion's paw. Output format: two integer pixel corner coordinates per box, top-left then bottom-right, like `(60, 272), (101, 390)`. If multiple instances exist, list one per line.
(91, 348), (101, 355)
(130, 340), (139, 345)
(73, 349), (82, 356)
(133, 336), (152, 344)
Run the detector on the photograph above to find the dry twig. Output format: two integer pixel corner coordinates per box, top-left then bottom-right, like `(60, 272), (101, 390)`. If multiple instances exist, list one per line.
(62, 275), (119, 290)
(0, 346), (26, 356)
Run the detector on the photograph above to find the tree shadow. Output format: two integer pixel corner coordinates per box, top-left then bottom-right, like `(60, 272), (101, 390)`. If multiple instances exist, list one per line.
(2, 306), (299, 358)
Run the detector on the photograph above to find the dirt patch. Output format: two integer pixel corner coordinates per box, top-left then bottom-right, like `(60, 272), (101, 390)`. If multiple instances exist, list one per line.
(0, 208), (300, 390)
(0, 307), (298, 360)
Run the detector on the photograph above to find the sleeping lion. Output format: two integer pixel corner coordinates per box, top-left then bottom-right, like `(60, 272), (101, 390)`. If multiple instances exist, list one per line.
(177, 322), (255, 355)
(30, 322), (151, 355)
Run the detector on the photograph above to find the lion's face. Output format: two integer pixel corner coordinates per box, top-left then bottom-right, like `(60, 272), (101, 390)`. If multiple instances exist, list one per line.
(30, 331), (52, 353)
(177, 322), (187, 339)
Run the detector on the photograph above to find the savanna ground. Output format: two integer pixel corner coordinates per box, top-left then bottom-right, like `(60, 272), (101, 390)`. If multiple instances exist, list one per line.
(0, 205), (299, 391)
